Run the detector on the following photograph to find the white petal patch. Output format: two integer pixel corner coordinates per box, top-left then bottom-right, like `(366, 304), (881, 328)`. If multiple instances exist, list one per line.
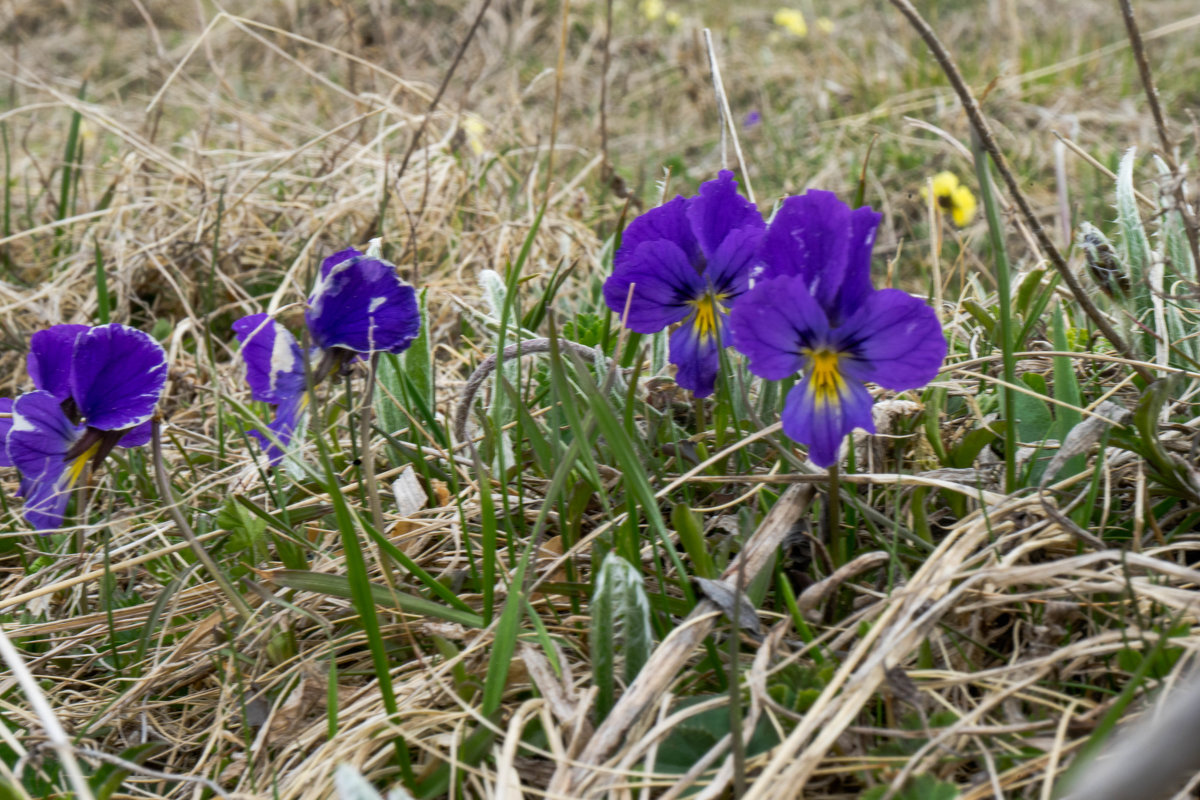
(309, 260), (351, 321)
(269, 328), (298, 394)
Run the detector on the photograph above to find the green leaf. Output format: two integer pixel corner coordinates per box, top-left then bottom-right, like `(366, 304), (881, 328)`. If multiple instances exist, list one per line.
(569, 351), (691, 601)
(1050, 306), (1084, 478)
(375, 352), (408, 438)
(91, 742), (167, 800)
(1013, 376), (1053, 445)
(231, 494), (311, 570)
(922, 386), (951, 466)
(216, 497), (269, 575)
(1115, 148), (1158, 357)
(1014, 271), (1061, 349)
(960, 300), (997, 341)
(0, 777), (31, 800)
(859, 774), (960, 800)
(404, 288), (433, 410)
(672, 503), (717, 580)
(561, 312), (608, 351)
(949, 422), (1005, 469)
(652, 697), (780, 776)
(1153, 155), (1196, 280)
(1136, 379), (1183, 472)
(1014, 266), (1048, 318)
(1116, 148), (1152, 295)
(592, 552), (654, 719)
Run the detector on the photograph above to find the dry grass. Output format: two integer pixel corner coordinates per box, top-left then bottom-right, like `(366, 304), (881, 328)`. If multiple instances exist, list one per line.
(3, 1), (1200, 798)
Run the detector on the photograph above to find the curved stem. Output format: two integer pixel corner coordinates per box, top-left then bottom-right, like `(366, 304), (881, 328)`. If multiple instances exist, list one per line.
(888, 0), (1152, 384)
(453, 337), (611, 444)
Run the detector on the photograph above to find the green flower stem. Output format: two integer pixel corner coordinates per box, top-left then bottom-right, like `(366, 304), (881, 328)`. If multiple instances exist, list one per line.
(827, 462), (846, 566)
(971, 135), (1018, 494)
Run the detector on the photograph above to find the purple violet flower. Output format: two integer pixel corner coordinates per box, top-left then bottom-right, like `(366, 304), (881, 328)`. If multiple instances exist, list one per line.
(233, 245), (420, 464)
(603, 170), (764, 397)
(306, 247), (421, 355)
(3, 323), (168, 530)
(729, 190), (946, 468)
(232, 313), (308, 465)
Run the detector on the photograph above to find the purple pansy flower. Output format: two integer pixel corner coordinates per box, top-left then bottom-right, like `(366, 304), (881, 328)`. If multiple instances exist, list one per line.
(603, 170), (765, 397)
(307, 247), (421, 355)
(2, 323), (168, 530)
(234, 244), (420, 464)
(232, 313), (308, 465)
(730, 190), (946, 468)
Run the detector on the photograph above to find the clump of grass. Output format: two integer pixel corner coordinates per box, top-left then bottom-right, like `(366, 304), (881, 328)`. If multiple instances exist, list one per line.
(2, 1), (1200, 799)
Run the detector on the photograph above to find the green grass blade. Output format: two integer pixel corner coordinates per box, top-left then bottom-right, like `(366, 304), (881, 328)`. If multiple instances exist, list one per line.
(272, 570), (483, 628)
(972, 133), (1018, 492)
(311, 433), (414, 783)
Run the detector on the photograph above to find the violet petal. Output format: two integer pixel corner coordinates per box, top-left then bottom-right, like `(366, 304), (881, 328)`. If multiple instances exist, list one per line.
(27, 324), (89, 402)
(70, 324), (168, 432)
(232, 313), (307, 405)
(604, 239), (706, 333)
(8, 391), (85, 530)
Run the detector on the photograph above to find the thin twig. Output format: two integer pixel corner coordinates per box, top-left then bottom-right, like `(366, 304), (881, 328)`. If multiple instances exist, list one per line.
(1117, 0), (1200, 279)
(543, 0), (571, 203)
(1052, 129), (1156, 210)
(599, 0), (613, 172)
(1117, 0), (1173, 165)
(703, 29), (756, 204)
(887, 0), (1152, 383)
(392, 0), (493, 187)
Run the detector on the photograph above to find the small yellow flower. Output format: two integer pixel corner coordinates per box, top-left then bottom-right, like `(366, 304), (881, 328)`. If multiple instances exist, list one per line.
(773, 8), (808, 38)
(816, 16), (835, 34)
(78, 119), (98, 149)
(925, 171), (977, 227)
(461, 115), (487, 157)
(665, 9), (682, 27)
(640, 0), (664, 21)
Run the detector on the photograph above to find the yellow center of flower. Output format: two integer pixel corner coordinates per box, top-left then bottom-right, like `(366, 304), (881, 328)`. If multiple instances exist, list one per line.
(804, 348), (845, 407)
(688, 293), (727, 341)
(66, 439), (103, 489)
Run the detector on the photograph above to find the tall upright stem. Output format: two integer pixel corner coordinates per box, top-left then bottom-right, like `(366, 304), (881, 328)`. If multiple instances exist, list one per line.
(972, 135), (1018, 493)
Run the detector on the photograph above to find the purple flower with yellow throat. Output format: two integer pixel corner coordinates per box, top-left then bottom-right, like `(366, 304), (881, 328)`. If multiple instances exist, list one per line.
(603, 171), (764, 397)
(1, 323), (168, 530)
(233, 243), (420, 464)
(729, 190), (946, 467)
